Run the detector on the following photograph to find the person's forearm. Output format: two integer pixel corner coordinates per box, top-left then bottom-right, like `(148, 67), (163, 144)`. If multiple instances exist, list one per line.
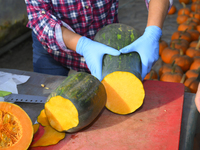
(147, 0), (170, 29)
(61, 26), (82, 52)
(195, 84), (200, 112)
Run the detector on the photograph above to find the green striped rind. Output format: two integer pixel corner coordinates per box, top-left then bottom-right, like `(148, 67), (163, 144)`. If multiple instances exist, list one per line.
(94, 23), (142, 80)
(102, 52), (142, 80)
(94, 23), (141, 50)
(46, 72), (107, 133)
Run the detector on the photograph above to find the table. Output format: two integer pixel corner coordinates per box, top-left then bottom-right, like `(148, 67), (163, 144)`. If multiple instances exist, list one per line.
(0, 68), (199, 150)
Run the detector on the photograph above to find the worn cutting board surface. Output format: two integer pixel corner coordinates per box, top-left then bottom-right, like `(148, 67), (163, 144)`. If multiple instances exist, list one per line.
(29, 80), (185, 150)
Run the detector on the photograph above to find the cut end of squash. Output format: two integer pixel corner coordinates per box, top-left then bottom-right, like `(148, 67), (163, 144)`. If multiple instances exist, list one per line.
(102, 71), (145, 115)
(0, 102), (33, 150)
(45, 96), (79, 132)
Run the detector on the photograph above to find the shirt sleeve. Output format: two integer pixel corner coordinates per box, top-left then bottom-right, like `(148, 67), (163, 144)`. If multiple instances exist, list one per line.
(144, 0), (173, 11)
(25, 0), (73, 52)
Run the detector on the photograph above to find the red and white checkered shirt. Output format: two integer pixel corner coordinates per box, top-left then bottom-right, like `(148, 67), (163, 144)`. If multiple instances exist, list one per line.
(25, 0), (173, 73)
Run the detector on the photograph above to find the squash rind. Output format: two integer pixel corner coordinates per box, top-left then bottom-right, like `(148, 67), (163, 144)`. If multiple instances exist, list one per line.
(45, 72), (107, 133)
(94, 23), (142, 80)
(94, 23), (145, 115)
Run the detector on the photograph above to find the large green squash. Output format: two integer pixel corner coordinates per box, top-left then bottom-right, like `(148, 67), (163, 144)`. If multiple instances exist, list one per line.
(44, 72), (107, 133)
(94, 23), (142, 80)
(94, 23), (145, 115)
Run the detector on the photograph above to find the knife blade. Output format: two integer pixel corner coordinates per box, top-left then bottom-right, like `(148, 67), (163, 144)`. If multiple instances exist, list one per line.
(4, 94), (47, 103)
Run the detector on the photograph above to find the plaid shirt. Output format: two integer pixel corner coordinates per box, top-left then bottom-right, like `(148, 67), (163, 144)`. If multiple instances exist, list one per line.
(25, 0), (173, 73)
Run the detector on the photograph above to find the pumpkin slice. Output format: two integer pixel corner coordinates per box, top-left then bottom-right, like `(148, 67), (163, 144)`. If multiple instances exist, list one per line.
(31, 126), (65, 147)
(45, 96), (79, 132)
(33, 124), (40, 134)
(37, 109), (50, 126)
(102, 71), (145, 115)
(0, 102), (33, 150)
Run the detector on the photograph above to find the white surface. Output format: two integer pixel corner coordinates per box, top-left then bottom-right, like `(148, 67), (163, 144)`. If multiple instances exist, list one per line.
(0, 71), (30, 101)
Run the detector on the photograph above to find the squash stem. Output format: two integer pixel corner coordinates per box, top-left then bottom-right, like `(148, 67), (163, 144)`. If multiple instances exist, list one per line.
(197, 67), (200, 73)
(149, 70), (153, 80)
(178, 35), (182, 44)
(195, 37), (200, 50)
(181, 2), (186, 8)
(171, 42), (175, 49)
(179, 49), (184, 55)
(171, 63), (176, 74)
(171, 60), (176, 67)
(183, 28), (188, 33)
(180, 74), (186, 84)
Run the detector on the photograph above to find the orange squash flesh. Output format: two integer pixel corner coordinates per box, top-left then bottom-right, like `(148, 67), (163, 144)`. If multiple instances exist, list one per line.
(37, 109), (50, 126)
(0, 102), (33, 150)
(31, 126), (65, 147)
(102, 71), (145, 115)
(45, 96), (79, 132)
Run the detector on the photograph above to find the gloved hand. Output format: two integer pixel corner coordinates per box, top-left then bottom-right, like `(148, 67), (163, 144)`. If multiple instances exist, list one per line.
(76, 36), (120, 81)
(119, 26), (162, 80)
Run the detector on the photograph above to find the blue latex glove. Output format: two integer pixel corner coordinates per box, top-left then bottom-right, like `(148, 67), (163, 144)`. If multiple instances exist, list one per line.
(119, 26), (162, 80)
(76, 36), (120, 81)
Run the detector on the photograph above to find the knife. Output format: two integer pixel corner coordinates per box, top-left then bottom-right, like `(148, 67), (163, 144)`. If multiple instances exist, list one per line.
(4, 94), (47, 103)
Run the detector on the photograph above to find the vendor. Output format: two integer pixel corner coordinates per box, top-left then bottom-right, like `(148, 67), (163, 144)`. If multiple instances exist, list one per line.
(195, 84), (200, 113)
(25, 0), (172, 81)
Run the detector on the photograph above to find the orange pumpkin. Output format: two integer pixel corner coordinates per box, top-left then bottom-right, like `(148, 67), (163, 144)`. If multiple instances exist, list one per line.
(186, 47), (200, 58)
(171, 29), (192, 43)
(178, 18), (198, 31)
(196, 25), (200, 33)
(161, 43), (180, 64)
(190, 16), (200, 24)
(187, 26), (200, 41)
(184, 76), (199, 93)
(159, 61), (184, 77)
(190, 56), (200, 69)
(170, 49), (193, 72)
(159, 39), (168, 55)
(170, 36), (189, 54)
(160, 66), (183, 83)
(176, 12), (190, 24)
(192, 0), (200, 2)
(185, 67), (200, 79)
(189, 11), (200, 20)
(191, 1), (200, 12)
(178, 2), (191, 16)
(186, 38), (200, 58)
(144, 69), (158, 80)
(189, 37), (200, 48)
(168, 5), (177, 15)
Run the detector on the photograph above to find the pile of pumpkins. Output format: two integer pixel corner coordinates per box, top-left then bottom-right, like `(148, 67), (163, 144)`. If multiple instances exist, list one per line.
(144, 0), (200, 93)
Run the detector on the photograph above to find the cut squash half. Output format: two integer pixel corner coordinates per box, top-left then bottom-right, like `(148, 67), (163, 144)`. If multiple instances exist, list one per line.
(45, 96), (79, 132)
(102, 71), (145, 115)
(0, 102), (33, 150)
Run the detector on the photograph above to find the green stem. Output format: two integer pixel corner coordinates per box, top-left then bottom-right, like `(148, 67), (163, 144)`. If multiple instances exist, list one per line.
(180, 74), (186, 84)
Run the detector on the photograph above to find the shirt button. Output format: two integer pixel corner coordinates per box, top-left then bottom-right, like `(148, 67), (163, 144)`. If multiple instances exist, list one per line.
(41, 10), (46, 14)
(85, 5), (89, 9)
